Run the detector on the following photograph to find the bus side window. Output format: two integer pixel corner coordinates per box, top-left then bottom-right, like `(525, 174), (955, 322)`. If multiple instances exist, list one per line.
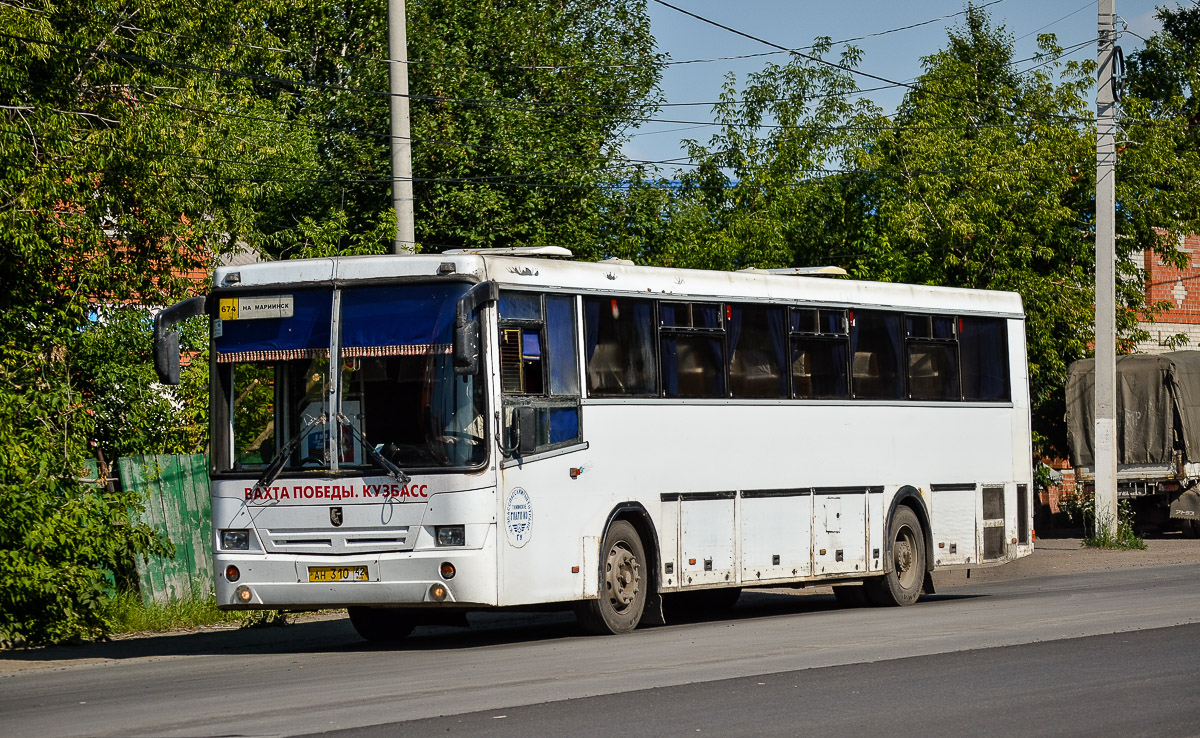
(790, 307), (849, 399)
(850, 310), (903, 399)
(583, 296), (658, 396)
(660, 301), (725, 398)
(728, 305), (788, 399)
(499, 292), (582, 453)
(959, 316), (1010, 401)
(906, 314), (960, 401)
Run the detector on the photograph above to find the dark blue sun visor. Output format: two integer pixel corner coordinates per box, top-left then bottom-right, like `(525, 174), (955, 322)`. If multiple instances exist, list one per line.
(214, 284), (472, 362)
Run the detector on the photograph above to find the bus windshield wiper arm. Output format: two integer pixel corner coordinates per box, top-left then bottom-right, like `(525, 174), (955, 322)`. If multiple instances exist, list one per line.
(336, 413), (411, 485)
(253, 413), (325, 495)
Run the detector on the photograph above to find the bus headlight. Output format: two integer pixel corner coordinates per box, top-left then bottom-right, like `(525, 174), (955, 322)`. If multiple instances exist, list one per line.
(221, 529), (250, 550)
(436, 525), (465, 547)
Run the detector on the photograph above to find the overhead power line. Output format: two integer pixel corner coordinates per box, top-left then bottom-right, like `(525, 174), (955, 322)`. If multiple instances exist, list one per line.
(651, 0), (1089, 124)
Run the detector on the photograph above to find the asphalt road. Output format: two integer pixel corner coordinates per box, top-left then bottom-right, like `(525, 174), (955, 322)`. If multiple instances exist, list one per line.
(3, 563), (1200, 737)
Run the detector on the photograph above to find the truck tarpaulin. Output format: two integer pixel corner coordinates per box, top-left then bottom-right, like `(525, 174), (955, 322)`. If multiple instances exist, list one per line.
(1066, 351), (1200, 467)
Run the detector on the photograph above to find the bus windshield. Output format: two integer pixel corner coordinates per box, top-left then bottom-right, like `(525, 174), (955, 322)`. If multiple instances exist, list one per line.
(215, 282), (487, 474)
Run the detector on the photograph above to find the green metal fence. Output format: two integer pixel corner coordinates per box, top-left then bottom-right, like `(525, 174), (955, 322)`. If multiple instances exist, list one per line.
(116, 454), (212, 605)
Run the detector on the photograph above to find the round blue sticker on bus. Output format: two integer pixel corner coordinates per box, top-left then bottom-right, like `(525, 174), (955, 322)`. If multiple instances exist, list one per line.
(505, 488), (533, 548)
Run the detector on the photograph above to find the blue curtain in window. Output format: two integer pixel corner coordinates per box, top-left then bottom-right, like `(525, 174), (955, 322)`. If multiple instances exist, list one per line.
(215, 290), (332, 363)
(768, 308), (787, 374)
(728, 307), (742, 353)
(584, 298), (600, 362)
(546, 296), (580, 396)
(340, 284), (467, 357)
(630, 301), (657, 394)
(661, 336), (679, 396)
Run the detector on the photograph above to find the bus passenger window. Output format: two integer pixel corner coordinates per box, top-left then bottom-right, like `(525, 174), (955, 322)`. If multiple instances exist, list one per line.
(790, 307), (848, 399)
(906, 314), (960, 401)
(499, 329), (543, 394)
(959, 317), (1010, 401)
(729, 305), (787, 398)
(500, 291), (583, 453)
(583, 296), (657, 396)
(660, 301), (725, 398)
(850, 311), (902, 399)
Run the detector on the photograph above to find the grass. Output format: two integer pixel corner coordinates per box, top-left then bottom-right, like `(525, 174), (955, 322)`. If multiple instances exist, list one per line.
(1060, 494), (1148, 550)
(1082, 519), (1148, 550)
(100, 590), (246, 636)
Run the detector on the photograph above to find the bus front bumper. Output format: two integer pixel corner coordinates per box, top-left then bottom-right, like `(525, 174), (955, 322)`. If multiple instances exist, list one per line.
(213, 533), (497, 610)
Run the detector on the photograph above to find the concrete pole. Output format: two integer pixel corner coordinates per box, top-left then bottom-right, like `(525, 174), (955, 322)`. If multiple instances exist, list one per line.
(389, 0), (415, 254)
(1095, 0), (1118, 539)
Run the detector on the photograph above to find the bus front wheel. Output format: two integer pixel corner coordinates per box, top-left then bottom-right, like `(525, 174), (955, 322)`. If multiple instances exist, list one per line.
(348, 606), (417, 643)
(865, 506), (926, 607)
(576, 520), (647, 635)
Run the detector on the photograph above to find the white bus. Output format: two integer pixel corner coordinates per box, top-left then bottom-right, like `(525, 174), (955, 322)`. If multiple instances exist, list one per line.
(154, 249), (1033, 641)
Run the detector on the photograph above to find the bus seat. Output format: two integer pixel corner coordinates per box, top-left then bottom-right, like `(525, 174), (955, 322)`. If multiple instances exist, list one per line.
(853, 351), (880, 396)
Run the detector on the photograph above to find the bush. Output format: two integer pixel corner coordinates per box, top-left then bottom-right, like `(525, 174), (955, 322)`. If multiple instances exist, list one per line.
(1059, 491), (1146, 550)
(0, 346), (173, 647)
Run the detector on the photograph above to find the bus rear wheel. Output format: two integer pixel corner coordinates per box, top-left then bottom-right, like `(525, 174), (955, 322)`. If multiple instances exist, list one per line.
(865, 506), (926, 607)
(348, 606), (417, 643)
(576, 520), (647, 635)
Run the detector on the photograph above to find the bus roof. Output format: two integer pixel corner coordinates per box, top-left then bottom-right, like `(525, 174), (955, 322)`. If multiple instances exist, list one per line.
(213, 253), (1024, 317)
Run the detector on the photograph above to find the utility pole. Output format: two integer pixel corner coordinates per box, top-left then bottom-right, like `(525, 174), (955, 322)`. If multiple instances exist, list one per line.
(389, 0), (415, 254)
(1095, 0), (1118, 539)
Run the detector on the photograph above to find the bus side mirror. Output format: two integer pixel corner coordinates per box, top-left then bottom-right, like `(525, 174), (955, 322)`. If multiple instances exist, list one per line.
(153, 295), (208, 386)
(453, 319), (481, 376)
(452, 281), (499, 377)
(154, 331), (181, 385)
(515, 406), (537, 457)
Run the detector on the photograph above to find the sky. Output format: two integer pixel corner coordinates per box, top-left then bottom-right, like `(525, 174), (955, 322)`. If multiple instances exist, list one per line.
(625, 0), (1178, 167)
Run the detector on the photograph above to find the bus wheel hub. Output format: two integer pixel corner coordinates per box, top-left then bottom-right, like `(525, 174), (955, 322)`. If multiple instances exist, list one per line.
(606, 545), (641, 608)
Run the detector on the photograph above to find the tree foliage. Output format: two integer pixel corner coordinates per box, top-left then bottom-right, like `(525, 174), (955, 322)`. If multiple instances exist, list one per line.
(226, 0), (663, 258)
(0, 0), (327, 644)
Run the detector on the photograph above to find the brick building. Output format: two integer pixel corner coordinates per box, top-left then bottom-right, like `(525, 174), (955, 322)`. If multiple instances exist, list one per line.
(1135, 234), (1200, 352)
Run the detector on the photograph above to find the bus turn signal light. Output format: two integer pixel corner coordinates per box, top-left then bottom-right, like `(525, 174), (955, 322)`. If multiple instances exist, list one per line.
(235, 585), (252, 603)
(440, 562), (456, 579)
(429, 583), (448, 602)
(225, 565), (241, 582)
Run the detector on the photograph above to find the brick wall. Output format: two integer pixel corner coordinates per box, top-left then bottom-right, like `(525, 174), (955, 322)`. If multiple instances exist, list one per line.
(1039, 458), (1076, 515)
(1136, 235), (1200, 353)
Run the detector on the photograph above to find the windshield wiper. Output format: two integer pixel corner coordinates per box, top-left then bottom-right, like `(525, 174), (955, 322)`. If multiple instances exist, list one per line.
(251, 413), (325, 496)
(336, 413), (411, 485)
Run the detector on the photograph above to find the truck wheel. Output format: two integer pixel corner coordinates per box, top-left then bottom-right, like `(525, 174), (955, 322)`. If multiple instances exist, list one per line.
(865, 506), (926, 607)
(1184, 519), (1200, 539)
(576, 520), (647, 635)
(348, 607), (416, 643)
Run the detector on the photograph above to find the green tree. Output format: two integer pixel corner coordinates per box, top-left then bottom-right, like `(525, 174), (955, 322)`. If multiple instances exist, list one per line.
(237, 0), (664, 258)
(0, 0), (296, 643)
(1121, 3), (1200, 344)
(649, 41), (882, 271)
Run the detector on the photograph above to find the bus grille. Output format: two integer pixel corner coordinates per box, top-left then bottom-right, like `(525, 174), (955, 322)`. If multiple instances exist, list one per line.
(260, 526), (416, 555)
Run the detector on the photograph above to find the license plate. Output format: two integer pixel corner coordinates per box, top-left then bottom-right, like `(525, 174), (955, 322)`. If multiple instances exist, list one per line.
(308, 566), (368, 583)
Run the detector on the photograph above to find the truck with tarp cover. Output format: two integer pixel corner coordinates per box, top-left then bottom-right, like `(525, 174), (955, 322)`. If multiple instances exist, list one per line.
(1066, 351), (1200, 534)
